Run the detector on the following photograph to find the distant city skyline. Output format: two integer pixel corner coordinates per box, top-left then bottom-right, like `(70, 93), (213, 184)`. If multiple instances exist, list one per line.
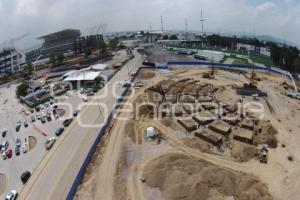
(0, 0), (300, 49)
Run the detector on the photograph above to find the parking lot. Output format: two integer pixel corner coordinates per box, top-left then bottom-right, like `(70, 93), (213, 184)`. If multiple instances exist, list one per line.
(0, 83), (83, 198)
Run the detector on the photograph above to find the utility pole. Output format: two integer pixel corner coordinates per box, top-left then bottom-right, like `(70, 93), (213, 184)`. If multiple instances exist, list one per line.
(160, 16), (164, 48)
(185, 18), (188, 48)
(200, 11), (205, 48)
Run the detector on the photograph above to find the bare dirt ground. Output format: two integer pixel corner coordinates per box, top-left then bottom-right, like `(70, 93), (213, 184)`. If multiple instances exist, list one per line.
(75, 67), (300, 200)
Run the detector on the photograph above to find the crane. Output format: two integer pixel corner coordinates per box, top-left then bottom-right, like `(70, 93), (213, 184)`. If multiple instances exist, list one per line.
(0, 33), (30, 49)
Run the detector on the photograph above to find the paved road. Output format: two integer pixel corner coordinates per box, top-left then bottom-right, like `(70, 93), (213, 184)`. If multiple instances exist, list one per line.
(19, 51), (142, 200)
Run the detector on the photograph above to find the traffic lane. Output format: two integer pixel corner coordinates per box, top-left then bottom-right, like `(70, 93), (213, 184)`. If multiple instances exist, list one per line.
(21, 51), (141, 199)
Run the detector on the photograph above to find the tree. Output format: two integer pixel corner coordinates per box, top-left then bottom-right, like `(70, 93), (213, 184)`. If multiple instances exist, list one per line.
(170, 35), (178, 40)
(16, 82), (29, 97)
(109, 37), (119, 50)
(23, 62), (33, 78)
(50, 54), (56, 65)
(57, 53), (65, 63)
(162, 35), (169, 40)
(85, 48), (92, 57)
(292, 58), (300, 73)
(140, 30), (145, 35)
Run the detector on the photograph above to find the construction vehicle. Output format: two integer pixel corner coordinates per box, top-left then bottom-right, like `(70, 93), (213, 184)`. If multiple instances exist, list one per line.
(242, 63), (258, 89)
(203, 58), (215, 79)
(259, 147), (268, 164)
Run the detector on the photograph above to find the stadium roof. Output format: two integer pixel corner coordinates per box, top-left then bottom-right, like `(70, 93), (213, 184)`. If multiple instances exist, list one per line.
(63, 71), (101, 82)
(38, 29), (80, 40)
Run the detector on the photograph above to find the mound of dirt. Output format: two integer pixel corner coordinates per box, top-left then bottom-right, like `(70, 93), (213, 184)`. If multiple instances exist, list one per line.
(28, 136), (37, 150)
(160, 118), (173, 127)
(142, 153), (272, 200)
(254, 122), (278, 148)
(0, 173), (7, 195)
(231, 142), (258, 162)
(138, 69), (155, 79)
(125, 121), (136, 143)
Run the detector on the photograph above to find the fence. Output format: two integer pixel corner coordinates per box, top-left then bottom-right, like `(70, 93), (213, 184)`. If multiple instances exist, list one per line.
(167, 61), (290, 76)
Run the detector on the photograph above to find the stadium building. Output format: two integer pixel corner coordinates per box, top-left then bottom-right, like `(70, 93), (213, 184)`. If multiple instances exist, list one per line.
(0, 48), (24, 76)
(38, 29), (81, 56)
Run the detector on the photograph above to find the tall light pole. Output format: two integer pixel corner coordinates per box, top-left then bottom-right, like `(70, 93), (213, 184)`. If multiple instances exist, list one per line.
(161, 16), (164, 48)
(200, 11), (205, 48)
(185, 18), (188, 48)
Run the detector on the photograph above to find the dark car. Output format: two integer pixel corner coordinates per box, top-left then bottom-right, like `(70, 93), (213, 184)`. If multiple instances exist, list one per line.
(55, 127), (64, 136)
(15, 146), (20, 156)
(16, 138), (21, 147)
(21, 171), (31, 184)
(73, 110), (79, 117)
(63, 118), (73, 127)
(2, 130), (7, 138)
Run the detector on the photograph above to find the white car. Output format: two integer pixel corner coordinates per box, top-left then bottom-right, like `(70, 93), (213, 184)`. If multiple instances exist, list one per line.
(5, 190), (18, 200)
(25, 111), (30, 115)
(82, 96), (88, 102)
(36, 113), (41, 120)
(21, 143), (28, 153)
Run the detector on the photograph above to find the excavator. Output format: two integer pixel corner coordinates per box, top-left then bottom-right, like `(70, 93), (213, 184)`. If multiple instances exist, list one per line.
(202, 58), (215, 79)
(242, 62), (258, 89)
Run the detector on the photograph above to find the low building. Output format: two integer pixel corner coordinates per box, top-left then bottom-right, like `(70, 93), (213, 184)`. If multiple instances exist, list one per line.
(208, 120), (231, 136)
(233, 130), (253, 144)
(63, 70), (103, 89)
(193, 112), (215, 125)
(177, 117), (198, 132)
(194, 50), (224, 62)
(195, 129), (224, 146)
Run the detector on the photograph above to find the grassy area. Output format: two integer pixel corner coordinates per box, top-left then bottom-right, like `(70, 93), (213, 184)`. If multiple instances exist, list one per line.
(250, 53), (274, 67)
(233, 58), (249, 65)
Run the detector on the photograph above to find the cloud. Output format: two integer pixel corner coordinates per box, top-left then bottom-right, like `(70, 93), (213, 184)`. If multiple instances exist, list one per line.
(0, 0), (300, 49)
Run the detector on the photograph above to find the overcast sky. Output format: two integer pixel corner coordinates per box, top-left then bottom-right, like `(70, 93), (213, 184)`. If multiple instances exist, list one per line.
(1, 0), (300, 49)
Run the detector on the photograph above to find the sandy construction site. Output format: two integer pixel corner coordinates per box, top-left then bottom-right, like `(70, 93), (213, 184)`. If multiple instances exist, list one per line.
(74, 66), (300, 200)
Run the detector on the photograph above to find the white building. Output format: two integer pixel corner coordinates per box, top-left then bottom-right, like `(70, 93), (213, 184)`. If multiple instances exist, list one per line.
(236, 43), (271, 57)
(0, 48), (24, 76)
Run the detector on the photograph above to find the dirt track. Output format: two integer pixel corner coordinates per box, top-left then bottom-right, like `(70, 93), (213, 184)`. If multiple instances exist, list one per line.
(75, 68), (300, 200)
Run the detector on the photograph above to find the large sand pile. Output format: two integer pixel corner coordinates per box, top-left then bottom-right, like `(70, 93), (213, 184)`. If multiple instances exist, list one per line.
(254, 122), (278, 148)
(231, 142), (258, 162)
(143, 153), (272, 200)
(138, 69), (156, 79)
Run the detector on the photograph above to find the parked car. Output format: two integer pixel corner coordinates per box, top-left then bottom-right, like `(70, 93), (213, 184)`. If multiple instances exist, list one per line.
(15, 146), (20, 156)
(5, 190), (18, 200)
(86, 92), (94, 96)
(2, 130), (7, 138)
(21, 143), (28, 153)
(21, 171), (31, 184)
(24, 121), (28, 128)
(36, 113), (41, 120)
(16, 138), (21, 147)
(82, 97), (88, 102)
(2, 152), (7, 160)
(41, 117), (46, 123)
(1, 141), (9, 152)
(73, 110), (79, 117)
(63, 118), (73, 127)
(45, 137), (56, 150)
(6, 149), (12, 159)
(55, 127), (64, 136)
(30, 115), (35, 122)
(16, 120), (21, 131)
